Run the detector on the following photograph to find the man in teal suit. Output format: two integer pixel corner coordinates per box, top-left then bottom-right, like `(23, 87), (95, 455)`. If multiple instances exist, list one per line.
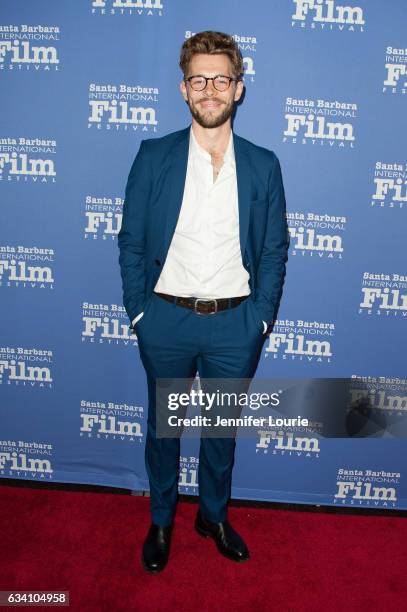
(118, 31), (289, 573)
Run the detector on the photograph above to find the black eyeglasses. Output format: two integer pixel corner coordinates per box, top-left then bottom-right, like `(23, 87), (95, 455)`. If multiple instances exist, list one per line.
(185, 74), (240, 92)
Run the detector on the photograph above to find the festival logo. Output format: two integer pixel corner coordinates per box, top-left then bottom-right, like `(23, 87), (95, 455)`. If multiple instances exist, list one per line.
(88, 83), (159, 132)
(291, 0), (365, 31)
(185, 30), (257, 84)
(256, 424), (321, 458)
(91, 0), (163, 16)
(334, 467), (399, 507)
(350, 375), (407, 416)
(283, 96), (357, 148)
(371, 160), (406, 209)
(383, 46), (407, 95)
(287, 211), (345, 258)
(81, 301), (137, 344)
(0, 439), (54, 480)
(265, 319), (335, 363)
(84, 195), (122, 240)
(0, 24), (60, 71)
(0, 346), (53, 388)
(0, 136), (57, 183)
(0, 245), (55, 288)
(359, 272), (407, 318)
(80, 398), (144, 441)
(178, 455), (199, 493)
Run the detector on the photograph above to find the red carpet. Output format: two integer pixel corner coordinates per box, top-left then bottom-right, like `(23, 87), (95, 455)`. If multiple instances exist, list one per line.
(1, 483), (406, 611)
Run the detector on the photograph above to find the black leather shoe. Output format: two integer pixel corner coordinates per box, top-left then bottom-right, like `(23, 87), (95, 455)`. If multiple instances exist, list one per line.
(142, 523), (173, 573)
(194, 510), (250, 562)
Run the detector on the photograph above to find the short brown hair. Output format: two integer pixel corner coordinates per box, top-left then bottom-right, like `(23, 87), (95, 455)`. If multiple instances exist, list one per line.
(179, 31), (244, 79)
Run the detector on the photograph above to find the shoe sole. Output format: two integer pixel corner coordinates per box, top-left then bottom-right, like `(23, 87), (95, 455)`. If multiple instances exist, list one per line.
(194, 522), (250, 562)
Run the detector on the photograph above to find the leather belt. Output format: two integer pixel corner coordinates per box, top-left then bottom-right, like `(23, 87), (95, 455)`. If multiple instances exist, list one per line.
(154, 292), (248, 315)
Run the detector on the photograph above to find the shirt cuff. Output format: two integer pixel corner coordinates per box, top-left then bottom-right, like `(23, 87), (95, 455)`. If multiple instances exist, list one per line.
(132, 311), (144, 327)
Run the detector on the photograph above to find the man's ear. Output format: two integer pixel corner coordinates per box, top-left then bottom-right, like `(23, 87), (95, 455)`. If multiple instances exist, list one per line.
(180, 80), (188, 102)
(234, 79), (244, 102)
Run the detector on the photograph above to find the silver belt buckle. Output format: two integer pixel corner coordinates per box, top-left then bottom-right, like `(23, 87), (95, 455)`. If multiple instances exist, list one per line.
(194, 298), (218, 315)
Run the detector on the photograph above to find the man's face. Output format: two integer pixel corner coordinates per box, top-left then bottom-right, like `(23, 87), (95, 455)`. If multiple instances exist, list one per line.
(180, 53), (244, 129)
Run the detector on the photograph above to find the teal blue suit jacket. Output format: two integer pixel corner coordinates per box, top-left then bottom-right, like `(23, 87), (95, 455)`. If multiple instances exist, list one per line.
(118, 125), (289, 332)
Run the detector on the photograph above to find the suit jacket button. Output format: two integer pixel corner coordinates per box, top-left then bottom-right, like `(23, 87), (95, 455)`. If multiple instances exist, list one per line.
(155, 259), (161, 266)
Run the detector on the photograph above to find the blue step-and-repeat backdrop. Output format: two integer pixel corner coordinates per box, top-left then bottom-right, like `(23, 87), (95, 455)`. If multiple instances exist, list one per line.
(1, 1), (406, 510)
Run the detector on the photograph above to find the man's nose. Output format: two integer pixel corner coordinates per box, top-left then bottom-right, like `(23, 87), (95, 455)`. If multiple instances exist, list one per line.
(203, 79), (216, 94)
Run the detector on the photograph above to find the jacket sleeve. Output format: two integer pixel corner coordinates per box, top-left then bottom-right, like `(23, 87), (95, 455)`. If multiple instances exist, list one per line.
(254, 153), (290, 324)
(117, 140), (152, 326)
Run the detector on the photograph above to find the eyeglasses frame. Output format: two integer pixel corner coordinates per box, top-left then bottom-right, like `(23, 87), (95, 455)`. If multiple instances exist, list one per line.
(184, 74), (241, 92)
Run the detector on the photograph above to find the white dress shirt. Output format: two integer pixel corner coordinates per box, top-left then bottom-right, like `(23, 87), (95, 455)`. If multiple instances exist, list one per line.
(132, 127), (267, 333)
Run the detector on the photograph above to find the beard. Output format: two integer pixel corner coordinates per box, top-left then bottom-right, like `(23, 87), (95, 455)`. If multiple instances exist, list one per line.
(187, 97), (234, 129)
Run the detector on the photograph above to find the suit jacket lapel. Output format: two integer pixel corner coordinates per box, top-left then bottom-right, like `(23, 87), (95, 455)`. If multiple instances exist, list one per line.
(233, 133), (251, 260)
(163, 127), (190, 258)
